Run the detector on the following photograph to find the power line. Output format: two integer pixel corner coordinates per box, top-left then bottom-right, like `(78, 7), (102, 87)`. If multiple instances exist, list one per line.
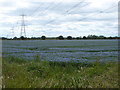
(28, 3), (45, 17)
(78, 4), (117, 21)
(45, 0), (88, 25)
(46, 4), (117, 25)
(30, 0), (58, 17)
(40, 4), (117, 34)
(48, 0), (64, 10)
(26, 0), (60, 28)
(27, 0), (85, 26)
(26, 1), (117, 36)
(63, 0), (85, 14)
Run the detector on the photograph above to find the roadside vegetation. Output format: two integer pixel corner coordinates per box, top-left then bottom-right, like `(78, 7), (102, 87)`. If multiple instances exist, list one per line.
(2, 56), (119, 88)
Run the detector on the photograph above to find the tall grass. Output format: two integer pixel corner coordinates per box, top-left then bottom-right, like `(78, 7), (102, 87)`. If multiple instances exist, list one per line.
(2, 56), (119, 88)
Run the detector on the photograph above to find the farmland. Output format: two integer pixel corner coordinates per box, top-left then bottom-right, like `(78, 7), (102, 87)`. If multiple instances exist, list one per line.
(2, 40), (119, 88)
(2, 40), (118, 62)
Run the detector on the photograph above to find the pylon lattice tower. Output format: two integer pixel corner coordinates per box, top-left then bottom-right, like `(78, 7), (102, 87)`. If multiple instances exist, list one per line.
(20, 14), (26, 37)
(11, 26), (14, 38)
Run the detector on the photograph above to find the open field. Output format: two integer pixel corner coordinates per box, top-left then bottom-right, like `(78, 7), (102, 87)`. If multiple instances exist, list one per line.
(2, 40), (118, 62)
(2, 40), (119, 88)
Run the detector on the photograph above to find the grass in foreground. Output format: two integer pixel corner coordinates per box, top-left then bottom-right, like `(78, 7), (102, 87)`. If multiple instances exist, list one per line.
(2, 56), (119, 88)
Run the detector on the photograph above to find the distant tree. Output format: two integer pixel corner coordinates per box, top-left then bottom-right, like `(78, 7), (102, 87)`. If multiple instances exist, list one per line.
(92, 35), (98, 39)
(13, 37), (17, 40)
(99, 35), (105, 39)
(31, 37), (34, 39)
(2, 37), (7, 40)
(41, 36), (46, 40)
(76, 37), (80, 40)
(57, 35), (64, 40)
(114, 36), (118, 39)
(37, 37), (41, 39)
(67, 36), (72, 40)
(87, 35), (98, 39)
(108, 36), (113, 39)
(104, 37), (107, 39)
(83, 36), (87, 39)
(79, 36), (82, 39)
(20, 36), (25, 40)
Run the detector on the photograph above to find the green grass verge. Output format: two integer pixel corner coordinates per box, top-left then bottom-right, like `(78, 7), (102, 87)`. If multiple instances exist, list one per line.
(2, 56), (119, 88)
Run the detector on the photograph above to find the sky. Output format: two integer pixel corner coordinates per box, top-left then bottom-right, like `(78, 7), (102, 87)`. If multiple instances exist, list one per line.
(0, 0), (119, 38)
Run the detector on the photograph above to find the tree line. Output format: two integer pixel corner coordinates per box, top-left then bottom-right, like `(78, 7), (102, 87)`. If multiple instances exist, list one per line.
(1, 35), (120, 40)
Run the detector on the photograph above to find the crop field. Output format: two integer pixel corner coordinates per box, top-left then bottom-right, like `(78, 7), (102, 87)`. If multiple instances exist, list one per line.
(2, 40), (119, 88)
(2, 40), (118, 62)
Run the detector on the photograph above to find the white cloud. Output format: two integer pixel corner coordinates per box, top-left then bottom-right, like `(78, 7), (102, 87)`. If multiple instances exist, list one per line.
(0, 0), (119, 37)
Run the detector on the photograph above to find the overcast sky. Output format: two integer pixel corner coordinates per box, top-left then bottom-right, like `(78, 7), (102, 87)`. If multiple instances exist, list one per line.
(0, 0), (119, 38)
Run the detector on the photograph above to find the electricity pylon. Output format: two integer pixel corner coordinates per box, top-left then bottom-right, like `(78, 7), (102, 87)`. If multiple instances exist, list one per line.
(11, 26), (14, 38)
(20, 14), (26, 37)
